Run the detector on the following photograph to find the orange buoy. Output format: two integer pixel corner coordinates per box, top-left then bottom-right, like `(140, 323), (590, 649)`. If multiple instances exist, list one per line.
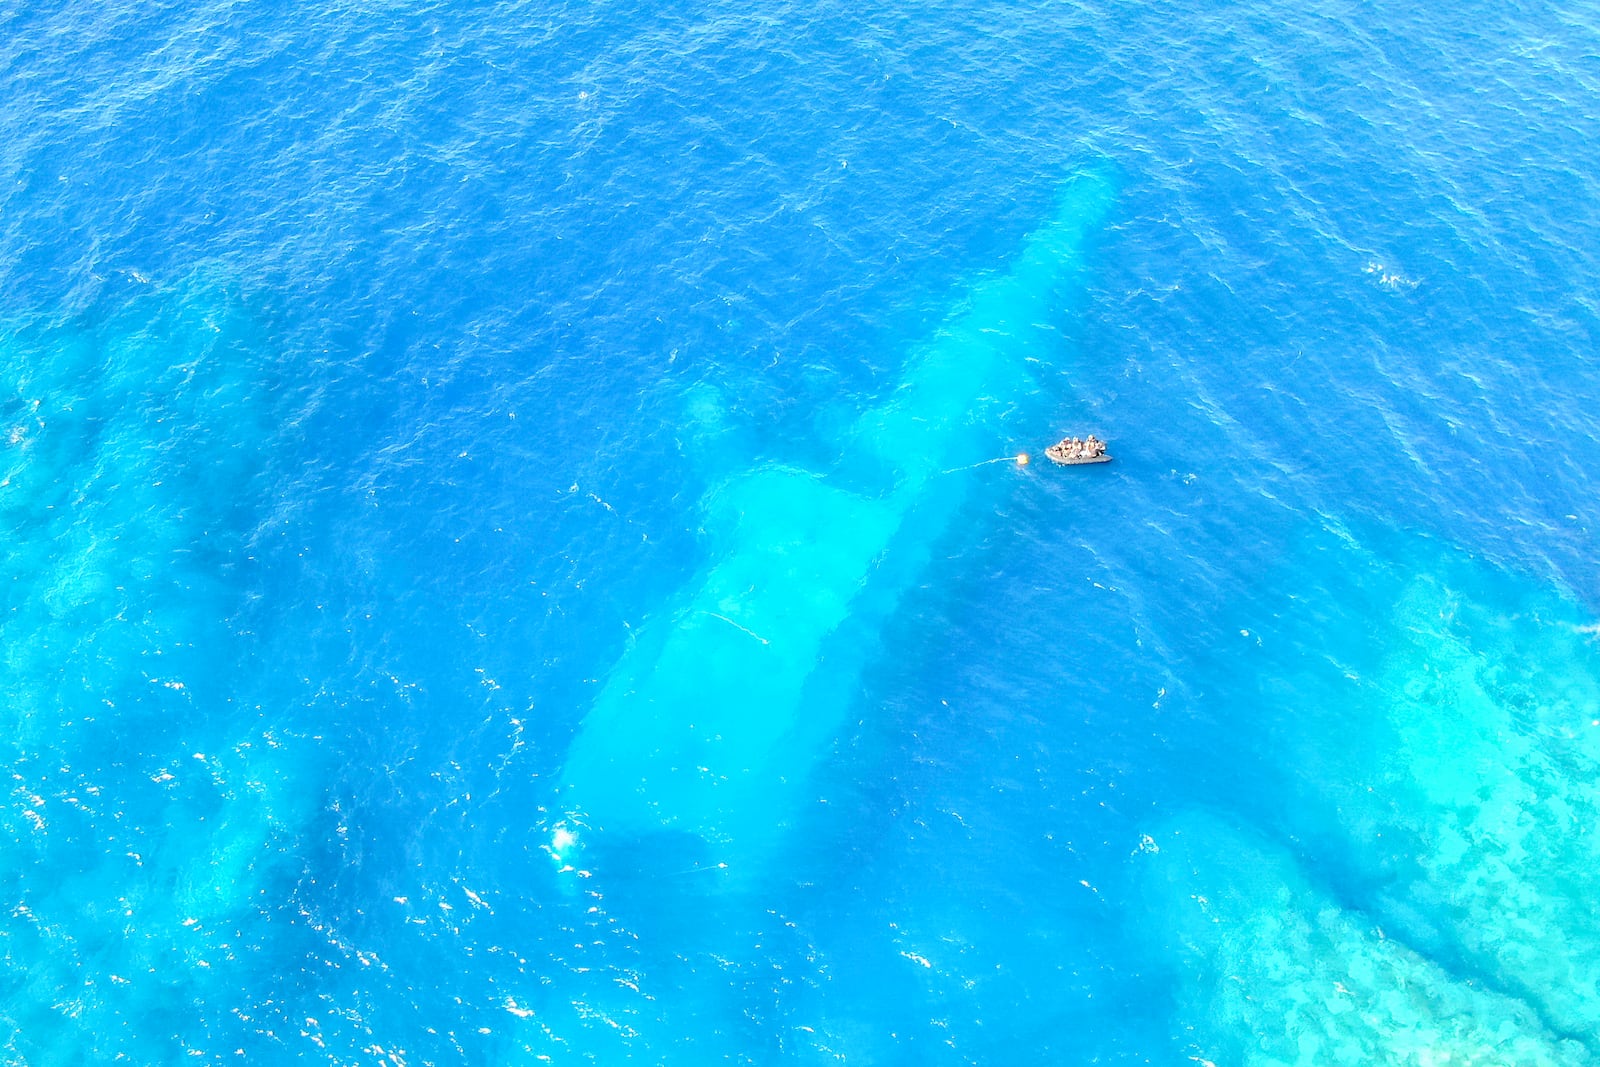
(1017, 452), (1030, 466)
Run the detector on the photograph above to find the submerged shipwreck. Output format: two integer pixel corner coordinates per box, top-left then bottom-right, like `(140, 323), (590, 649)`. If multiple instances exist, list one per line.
(551, 168), (1117, 882)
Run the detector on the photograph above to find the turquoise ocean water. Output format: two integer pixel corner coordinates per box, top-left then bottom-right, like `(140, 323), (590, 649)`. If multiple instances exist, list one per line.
(6, 0), (1600, 1062)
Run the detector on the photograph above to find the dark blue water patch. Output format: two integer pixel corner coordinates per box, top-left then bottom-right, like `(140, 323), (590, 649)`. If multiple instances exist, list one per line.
(775, 473), (1214, 1055)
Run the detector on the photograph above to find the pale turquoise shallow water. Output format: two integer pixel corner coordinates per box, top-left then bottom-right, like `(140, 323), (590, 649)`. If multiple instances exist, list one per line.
(4, 0), (1600, 1063)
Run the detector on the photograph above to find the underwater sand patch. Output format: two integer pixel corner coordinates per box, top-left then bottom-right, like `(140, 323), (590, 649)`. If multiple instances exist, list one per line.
(1139, 814), (1590, 1067)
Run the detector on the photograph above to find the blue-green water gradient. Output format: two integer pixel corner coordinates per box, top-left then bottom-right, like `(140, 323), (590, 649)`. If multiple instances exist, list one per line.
(4, 0), (1600, 1063)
